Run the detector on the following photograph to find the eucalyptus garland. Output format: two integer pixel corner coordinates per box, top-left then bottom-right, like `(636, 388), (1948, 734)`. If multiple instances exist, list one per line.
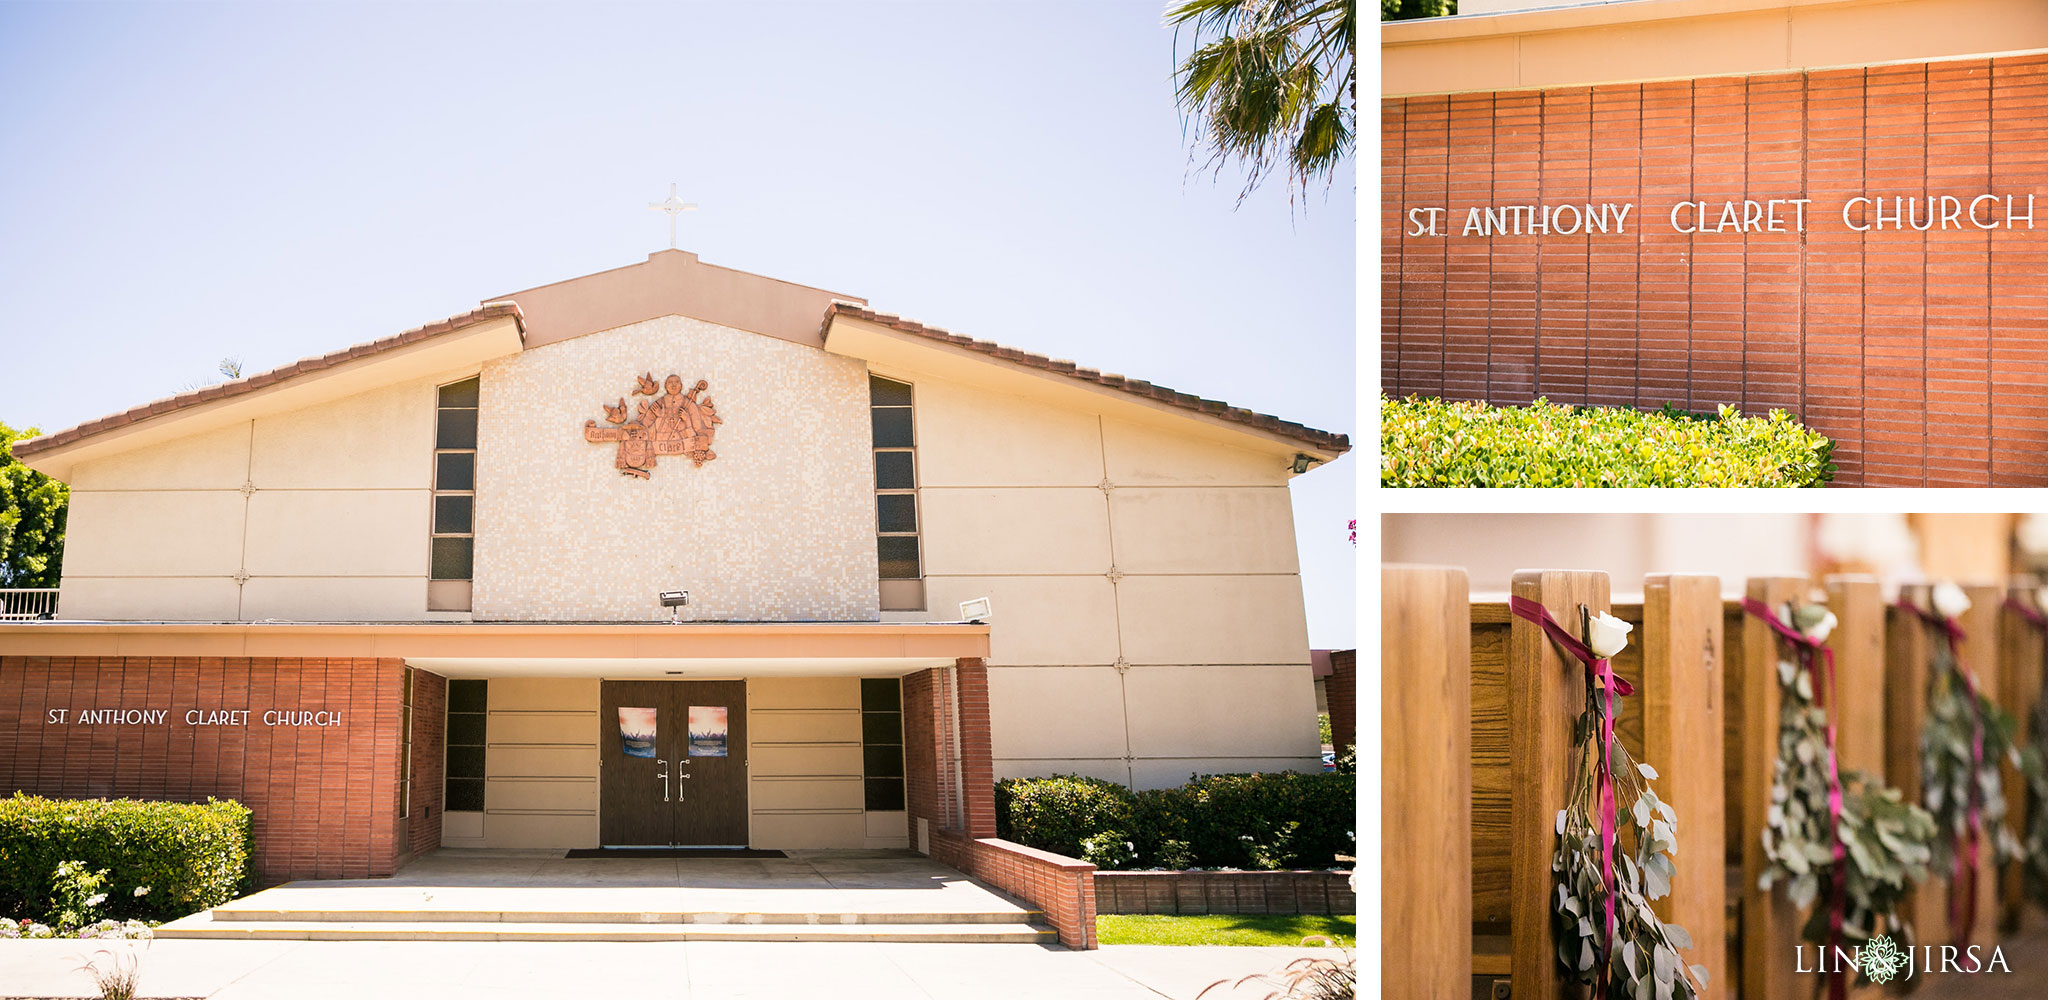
(1920, 631), (2028, 873)
(1550, 700), (1708, 1000)
(1755, 622), (1936, 946)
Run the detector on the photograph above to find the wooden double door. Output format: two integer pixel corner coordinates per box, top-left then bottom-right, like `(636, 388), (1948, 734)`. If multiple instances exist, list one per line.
(599, 680), (749, 847)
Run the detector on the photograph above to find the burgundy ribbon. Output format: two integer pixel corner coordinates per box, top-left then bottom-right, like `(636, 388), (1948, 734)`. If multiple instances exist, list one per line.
(1509, 596), (1633, 997)
(1744, 599), (1848, 1000)
(2006, 595), (2047, 631)
(1899, 598), (1984, 949)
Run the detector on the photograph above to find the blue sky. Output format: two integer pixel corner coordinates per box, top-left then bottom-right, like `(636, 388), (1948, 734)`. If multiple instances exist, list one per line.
(0, 1), (1356, 646)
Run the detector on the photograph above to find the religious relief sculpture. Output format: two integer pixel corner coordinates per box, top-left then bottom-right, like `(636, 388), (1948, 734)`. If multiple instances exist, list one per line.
(582, 372), (723, 478)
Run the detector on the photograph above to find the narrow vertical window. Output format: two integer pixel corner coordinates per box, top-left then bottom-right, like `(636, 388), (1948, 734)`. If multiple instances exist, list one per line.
(445, 679), (487, 812)
(871, 375), (923, 611)
(861, 678), (905, 811)
(430, 378), (478, 612)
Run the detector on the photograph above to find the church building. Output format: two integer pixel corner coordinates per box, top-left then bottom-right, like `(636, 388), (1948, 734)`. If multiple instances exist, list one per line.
(0, 250), (1347, 899)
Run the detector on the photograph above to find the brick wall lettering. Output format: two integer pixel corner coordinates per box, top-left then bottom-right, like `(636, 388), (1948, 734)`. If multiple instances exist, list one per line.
(1383, 55), (2048, 487)
(0, 656), (410, 883)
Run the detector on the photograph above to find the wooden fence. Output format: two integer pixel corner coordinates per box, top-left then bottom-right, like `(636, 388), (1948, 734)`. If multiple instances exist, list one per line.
(1383, 566), (2048, 1000)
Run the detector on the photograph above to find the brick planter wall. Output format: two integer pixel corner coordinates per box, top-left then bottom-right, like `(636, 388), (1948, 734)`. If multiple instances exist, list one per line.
(906, 659), (1101, 947)
(1095, 870), (1356, 916)
(0, 656), (409, 884)
(1384, 53), (2048, 487)
(934, 831), (1098, 948)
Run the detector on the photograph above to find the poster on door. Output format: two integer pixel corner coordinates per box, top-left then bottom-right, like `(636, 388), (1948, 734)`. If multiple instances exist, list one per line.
(688, 706), (727, 757)
(618, 707), (657, 758)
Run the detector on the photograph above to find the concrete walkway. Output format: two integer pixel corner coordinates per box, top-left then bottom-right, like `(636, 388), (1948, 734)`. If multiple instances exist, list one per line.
(0, 940), (1347, 999)
(155, 849), (1051, 942)
(194, 848), (1036, 917)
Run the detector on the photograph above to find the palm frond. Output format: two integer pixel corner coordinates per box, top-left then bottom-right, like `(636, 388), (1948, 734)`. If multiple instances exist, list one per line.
(1167, 0), (1355, 204)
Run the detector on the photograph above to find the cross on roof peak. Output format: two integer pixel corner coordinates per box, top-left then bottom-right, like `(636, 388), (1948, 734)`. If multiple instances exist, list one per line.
(647, 183), (698, 250)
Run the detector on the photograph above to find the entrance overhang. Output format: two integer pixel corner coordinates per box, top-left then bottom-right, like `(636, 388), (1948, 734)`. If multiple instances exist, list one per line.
(407, 657), (954, 678)
(0, 621), (991, 662)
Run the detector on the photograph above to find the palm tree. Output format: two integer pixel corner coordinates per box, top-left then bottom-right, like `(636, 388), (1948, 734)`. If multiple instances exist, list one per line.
(1167, 0), (1356, 203)
(1382, 1), (1457, 21)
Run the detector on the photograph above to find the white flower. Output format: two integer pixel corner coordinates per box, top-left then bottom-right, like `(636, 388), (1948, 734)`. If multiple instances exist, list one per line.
(1586, 611), (1633, 659)
(1792, 605), (1837, 645)
(2034, 586), (2048, 618)
(131, 886), (149, 897)
(1932, 582), (1971, 620)
(84, 894), (106, 908)
(2019, 514), (2048, 556)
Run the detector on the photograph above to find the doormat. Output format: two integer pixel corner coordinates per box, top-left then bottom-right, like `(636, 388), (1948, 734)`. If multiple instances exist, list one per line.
(563, 848), (788, 859)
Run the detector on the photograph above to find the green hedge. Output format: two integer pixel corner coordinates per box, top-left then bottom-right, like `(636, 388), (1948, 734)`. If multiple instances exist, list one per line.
(1381, 395), (1836, 487)
(996, 771), (1353, 871)
(0, 794), (251, 922)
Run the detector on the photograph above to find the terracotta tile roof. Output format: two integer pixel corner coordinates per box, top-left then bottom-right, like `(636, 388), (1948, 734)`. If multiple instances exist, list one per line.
(821, 303), (1351, 455)
(14, 302), (525, 458)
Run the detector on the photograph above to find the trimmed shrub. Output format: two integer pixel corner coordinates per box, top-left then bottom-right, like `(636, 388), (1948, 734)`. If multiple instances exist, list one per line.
(997, 770), (1354, 871)
(994, 774), (1133, 860)
(1381, 395), (1836, 487)
(0, 794), (251, 923)
(1173, 771), (1355, 871)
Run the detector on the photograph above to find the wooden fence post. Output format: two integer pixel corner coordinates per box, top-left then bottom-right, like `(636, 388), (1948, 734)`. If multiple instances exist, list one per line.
(1508, 569), (1608, 1000)
(1888, 583), (1945, 949)
(1826, 575), (1888, 781)
(1961, 583), (2004, 949)
(1641, 573), (1727, 1000)
(1382, 566), (1471, 1000)
(2001, 579), (2045, 934)
(1738, 576), (1808, 1000)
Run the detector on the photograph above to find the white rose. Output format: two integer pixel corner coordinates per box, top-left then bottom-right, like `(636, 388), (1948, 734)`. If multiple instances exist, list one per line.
(1792, 605), (1837, 645)
(1932, 582), (1972, 621)
(2019, 514), (2048, 557)
(1586, 611), (1633, 659)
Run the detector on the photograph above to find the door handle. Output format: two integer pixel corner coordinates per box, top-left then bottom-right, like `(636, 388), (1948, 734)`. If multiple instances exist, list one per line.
(656, 758), (670, 803)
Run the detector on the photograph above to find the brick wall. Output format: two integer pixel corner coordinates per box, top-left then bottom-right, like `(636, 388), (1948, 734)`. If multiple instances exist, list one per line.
(1095, 870), (1356, 916)
(1383, 54), (2048, 487)
(1327, 649), (1355, 755)
(0, 656), (409, 883)
(954, 658), (995, 837)
(933, 831), (1097, 948)
(407, 668), (446, 859)
(903, 667), (942, 839)
(905, 659), (1097, 945)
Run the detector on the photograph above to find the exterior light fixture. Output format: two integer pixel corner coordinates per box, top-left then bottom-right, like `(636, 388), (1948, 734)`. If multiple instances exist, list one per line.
(1291, 453), (1319, 474)
(958, 597), (992, 623)
(660, 590), (689, 624)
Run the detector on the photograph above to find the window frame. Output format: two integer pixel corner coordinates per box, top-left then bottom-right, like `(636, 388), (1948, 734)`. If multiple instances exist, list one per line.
(429, 377), (479, 611)
(860, 677), (906, 812)
(444, 679), (487, 813)
(870, 375), (925, 611)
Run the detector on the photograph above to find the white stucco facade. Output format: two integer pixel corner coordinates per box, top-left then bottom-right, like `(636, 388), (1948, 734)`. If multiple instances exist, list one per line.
(863, 360), (1321, 788)
(471, 315), (878, 623)
(57, 372), (458, 622)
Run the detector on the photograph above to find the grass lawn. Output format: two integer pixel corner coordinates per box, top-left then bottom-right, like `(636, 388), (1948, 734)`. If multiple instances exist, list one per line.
(1096, 913), (1356, 947)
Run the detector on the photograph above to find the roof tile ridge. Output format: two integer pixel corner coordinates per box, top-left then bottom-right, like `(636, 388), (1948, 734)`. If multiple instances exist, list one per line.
(819, 301), (1349, 454)
(14, 301), (526, 458)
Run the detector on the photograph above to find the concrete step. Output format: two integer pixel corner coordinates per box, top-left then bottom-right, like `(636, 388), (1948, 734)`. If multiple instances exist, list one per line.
(154, 911), (1059, 943)
(207, 907), (1042, 926)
